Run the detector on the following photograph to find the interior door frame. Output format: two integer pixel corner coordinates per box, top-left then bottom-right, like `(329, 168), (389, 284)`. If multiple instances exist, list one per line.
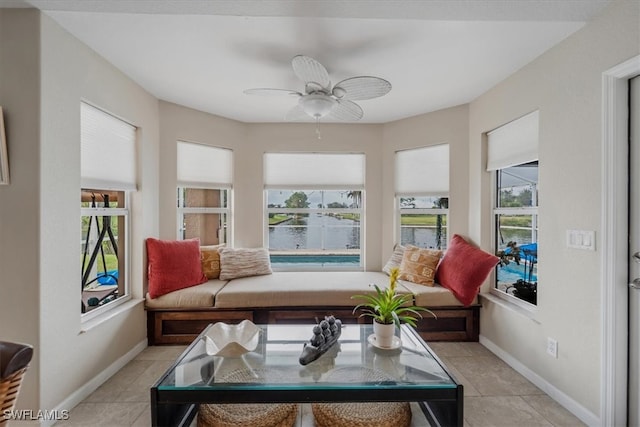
(601, 54), (640, 427)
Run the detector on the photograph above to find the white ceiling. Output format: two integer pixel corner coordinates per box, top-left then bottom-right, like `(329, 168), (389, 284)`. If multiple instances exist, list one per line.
(12, 1), (611, 123)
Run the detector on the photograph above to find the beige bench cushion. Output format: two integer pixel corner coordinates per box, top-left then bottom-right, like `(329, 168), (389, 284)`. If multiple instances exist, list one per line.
(214, 271), (411, 308)
(399, 280), (471, 307)
(145, 279), (228, 309)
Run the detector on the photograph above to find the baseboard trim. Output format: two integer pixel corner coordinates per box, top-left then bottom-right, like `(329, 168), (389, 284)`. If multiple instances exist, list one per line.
(479, 335), (599, 427)
(44, 338), (147, 427)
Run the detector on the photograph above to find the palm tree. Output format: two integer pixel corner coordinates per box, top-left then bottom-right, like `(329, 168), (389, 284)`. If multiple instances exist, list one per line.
(434, 197), (448, 249)
(345, 191), (362, 208)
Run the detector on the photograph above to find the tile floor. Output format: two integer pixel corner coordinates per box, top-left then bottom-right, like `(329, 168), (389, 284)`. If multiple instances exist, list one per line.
(55, 342), (586, 426)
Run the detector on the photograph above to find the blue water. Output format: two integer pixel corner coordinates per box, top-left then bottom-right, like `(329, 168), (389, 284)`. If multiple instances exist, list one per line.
(497, 263), (537, 283)
(270, 254), (360, 268)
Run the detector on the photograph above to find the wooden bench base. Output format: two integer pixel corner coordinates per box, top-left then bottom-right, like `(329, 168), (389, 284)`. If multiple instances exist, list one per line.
(146, 305), (480, 345)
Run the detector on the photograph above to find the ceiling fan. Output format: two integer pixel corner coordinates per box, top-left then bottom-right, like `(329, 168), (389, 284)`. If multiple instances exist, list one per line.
(244, 55), (392, 122)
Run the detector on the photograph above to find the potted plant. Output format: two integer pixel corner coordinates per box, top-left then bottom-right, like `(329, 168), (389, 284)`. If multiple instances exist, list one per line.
(352, 267), (434, 347)
(496, 241), (537, 304)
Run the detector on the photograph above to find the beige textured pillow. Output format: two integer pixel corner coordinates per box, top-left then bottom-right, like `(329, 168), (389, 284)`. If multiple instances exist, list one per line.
(200, 245), (224, 279)
(398, 246), (443, 286)
(219, 247), (273, 280)
(382, 244), (405, 275)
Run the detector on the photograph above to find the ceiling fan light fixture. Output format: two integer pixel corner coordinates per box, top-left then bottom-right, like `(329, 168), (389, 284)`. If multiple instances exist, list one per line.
(299, 94), (336, 119)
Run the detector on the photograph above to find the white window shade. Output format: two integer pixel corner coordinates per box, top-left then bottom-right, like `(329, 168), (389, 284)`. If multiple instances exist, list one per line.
(177, 141), (233, 187)
(487, 110), (539, 171)
(81, 102), (137, 191)
(264, 153), (365, 189)
(395, 144), (449, 196)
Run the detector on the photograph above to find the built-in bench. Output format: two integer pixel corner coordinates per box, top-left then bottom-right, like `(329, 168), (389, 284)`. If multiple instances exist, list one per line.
(145, 271), (480, 345)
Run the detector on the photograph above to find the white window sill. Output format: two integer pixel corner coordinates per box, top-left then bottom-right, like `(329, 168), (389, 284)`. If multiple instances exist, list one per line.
(480, 291), (540, 324)
(80, 298), (144, 333)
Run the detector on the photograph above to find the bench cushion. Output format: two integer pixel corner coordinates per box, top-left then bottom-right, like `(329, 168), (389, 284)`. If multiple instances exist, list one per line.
(214, 271), (410, 308)
(398, 280), (472, 307)
(145, 279), (228, 309)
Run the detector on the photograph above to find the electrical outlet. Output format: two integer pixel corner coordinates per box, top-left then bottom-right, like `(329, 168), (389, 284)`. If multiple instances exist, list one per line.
(547, 337), (558, 358)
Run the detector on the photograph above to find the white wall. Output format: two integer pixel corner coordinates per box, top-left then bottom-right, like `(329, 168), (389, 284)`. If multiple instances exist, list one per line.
(468, 0), (640, 418)
(0, 9), (160, 412)
(38, 13), (159, 410)
(0, 8), (42, 411)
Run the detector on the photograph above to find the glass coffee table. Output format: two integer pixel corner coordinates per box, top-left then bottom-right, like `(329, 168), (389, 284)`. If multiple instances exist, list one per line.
(151, 323), (463, 426)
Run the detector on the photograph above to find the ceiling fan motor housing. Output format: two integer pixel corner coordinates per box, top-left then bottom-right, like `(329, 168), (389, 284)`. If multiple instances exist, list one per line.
(299, 94), (336, 118)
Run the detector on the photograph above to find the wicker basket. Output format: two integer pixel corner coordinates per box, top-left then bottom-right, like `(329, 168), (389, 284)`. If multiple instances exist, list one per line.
(198, 367), (297, 427)
(0, 367), (28, 426)
(198, 403), (297, 427)
(311, 366), (412, 427)
(312, 401), (411, 427)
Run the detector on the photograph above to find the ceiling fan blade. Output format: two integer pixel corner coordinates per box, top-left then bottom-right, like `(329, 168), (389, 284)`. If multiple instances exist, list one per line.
(244, 88), (302, 96)
(330, 99), (364, 121)
(292, 55), (330, 91)
(333, 76), (392, 101)
(285, 104), (312, 122)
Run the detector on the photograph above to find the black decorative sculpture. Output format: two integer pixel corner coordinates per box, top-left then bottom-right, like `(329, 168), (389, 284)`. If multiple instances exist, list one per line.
(299, 316), (342, 365)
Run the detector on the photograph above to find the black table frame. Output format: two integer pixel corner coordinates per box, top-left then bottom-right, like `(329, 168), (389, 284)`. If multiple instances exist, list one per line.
(150, 324), (463, 427)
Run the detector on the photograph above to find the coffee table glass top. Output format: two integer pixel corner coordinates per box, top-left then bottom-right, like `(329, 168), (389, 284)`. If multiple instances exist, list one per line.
(157, 323), (456, 392)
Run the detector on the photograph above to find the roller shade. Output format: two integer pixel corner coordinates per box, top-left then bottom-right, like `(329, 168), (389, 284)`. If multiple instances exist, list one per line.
(177, 141), (233, 187)
(264, 153), (365, 189)
(395, 144), (449, 196)
(487, 110), (539, 171)
(81, 102), (137, 191)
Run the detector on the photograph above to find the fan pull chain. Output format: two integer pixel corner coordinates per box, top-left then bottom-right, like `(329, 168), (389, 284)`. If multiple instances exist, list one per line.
(315, 117), (322, 140)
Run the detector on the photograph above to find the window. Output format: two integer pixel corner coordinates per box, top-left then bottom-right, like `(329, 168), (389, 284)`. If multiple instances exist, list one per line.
(177, 142), (232, 245)
(80, 102), (136, 316)
(488, 111), (539, 306)
(395, 144), (449, 250)
(264, 153), (364, 270)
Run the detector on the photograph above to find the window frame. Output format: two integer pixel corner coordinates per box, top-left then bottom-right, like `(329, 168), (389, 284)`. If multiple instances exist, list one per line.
(490, 162), (539, 309)
(176, 186), (231, 245)
(264, 189), (364, 271)
(80, 190), (131, 321)
(396, 195), (449, 250)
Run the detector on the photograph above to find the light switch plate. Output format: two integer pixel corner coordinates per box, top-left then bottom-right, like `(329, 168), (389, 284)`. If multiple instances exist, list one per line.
(567, 230), (596, 251)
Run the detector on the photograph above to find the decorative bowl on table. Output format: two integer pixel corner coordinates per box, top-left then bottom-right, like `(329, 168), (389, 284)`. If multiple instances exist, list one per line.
(203, 320), (260, 357)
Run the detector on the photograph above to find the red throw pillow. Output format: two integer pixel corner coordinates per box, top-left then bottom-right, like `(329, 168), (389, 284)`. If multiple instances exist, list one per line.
(146, 238), (207, 299)
(435, 234), (499, 306)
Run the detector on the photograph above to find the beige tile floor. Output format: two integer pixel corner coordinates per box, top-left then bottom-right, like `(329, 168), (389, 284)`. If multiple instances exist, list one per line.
(55, 342), (586, 427)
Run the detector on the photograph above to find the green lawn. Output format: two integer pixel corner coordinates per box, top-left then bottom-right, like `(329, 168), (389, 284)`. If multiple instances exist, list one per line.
(268, 214), (290, 225)
(499, 216), (532, 227)
(336, 213), (360, 221)
(82, 254), (118, 272)
(400, 215), (445, 226)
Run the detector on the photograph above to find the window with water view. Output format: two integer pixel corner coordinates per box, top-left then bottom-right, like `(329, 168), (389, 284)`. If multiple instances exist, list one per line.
(266, 190), (362, 269)
(399, 196), (449, 250)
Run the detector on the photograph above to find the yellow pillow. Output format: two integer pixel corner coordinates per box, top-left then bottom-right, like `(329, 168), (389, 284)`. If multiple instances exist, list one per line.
(398, 246), (443, 286)
(200, 245), (224, 279)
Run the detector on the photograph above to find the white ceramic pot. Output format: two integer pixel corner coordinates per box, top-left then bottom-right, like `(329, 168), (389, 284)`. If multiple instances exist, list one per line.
(373, 320), (396, 348)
